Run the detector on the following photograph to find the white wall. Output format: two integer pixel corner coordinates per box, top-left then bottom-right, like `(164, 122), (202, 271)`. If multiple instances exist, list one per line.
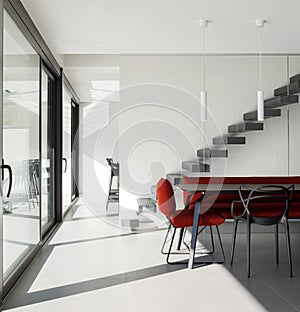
(79, 98), (120, 212)
(119, 56), (203, 210)
(119, 55), (300, 210)
(76, 54), (121, 212)
(288, 56), (300, 176)
(205, 55), (288, 176)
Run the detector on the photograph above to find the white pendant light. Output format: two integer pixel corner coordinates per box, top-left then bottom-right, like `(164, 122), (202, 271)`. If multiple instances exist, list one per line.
(256, 19), (265, 121)
(199, 19), (208, 122)
(200, 90), (207, 121)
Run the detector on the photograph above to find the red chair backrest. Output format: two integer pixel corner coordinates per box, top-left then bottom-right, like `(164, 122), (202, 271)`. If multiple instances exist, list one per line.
(156, 178), (176, 217)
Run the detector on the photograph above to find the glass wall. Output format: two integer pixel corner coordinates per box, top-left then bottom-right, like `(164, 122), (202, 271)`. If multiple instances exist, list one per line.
(0, 4), (80, 300)
(3, 10), (40, 280)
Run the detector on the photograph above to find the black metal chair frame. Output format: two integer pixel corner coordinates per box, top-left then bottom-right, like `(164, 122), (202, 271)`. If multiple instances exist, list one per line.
(230, 184), (295, 277)
(159, 193), (225, 265)
(105, 158), (119, 212)
(161, 223), (221, 256)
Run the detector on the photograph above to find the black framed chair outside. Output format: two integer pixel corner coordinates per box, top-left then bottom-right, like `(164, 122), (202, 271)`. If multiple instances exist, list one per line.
(105, 158), (119, 211)
(230, 184), (294, 277)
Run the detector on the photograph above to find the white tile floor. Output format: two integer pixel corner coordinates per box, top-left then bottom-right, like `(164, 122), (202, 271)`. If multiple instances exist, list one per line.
(2, 201), (300, 312)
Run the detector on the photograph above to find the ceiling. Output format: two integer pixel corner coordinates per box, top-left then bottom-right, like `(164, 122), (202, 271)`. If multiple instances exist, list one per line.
(21, 0), (300, 54)
(64, 66), (119, 103)
(20, 0), (300, 102)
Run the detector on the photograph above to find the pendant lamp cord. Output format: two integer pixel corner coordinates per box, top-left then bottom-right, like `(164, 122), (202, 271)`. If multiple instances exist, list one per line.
(202, 25), (206, 157)
(202, 26), (205, 90)
(258, 25), (262, 90)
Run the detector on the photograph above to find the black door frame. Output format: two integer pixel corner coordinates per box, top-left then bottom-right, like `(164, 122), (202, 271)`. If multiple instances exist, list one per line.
(71, 101), (80, 200)
(40, 62), (60, 236)
(62, 77), (80, 217)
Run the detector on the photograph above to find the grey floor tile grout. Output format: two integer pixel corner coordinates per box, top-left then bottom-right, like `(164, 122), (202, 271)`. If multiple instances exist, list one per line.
(257, 275), (300, 312)
(2, 202), (300, 312)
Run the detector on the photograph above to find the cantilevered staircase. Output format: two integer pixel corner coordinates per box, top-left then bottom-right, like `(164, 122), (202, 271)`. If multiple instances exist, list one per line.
(167, 74), (300, 185)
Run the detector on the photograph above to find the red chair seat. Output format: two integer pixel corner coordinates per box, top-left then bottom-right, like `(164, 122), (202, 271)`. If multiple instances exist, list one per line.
(170, 209), (225, 228)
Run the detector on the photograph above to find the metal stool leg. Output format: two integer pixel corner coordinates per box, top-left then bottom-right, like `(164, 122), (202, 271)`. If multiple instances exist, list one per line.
(106, 174), (113, 211)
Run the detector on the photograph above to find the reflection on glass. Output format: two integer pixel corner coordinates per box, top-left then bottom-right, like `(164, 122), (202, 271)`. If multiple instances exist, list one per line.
(62, 85), (72, 213)
(41, 70), (55, 229)
(3, 11), (40, 279)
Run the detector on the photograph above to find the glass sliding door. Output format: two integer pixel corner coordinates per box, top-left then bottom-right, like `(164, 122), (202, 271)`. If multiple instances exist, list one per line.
(62, 86), (72, 214)
(71, 101), (79, 200)
(62, 84), (79, 213)
(41, 67), (56, 232)
(2, 11), (40, 280)
(1, 3), (64, 300)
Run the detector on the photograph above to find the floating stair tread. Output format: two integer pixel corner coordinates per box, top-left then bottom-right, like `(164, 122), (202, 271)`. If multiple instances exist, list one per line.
(274, 81), (300, 96)
(264, 95), (298, 108)
(213, 136), (246, 145)
(290, 74), (300, 83)
(182, 161), (210, 172)
(197, 149), (228, 158)
(243, 108), (281, 121)
(228, 122), (263, 133)
(166, 173), (183, 185)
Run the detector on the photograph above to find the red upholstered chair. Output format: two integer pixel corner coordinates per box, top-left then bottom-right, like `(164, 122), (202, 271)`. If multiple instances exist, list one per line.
(156, 178), (225, 264)
(230, 184), (294, 277)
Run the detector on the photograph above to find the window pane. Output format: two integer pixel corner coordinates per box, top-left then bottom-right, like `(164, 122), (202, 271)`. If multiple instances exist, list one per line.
(3, 11), (40, 279)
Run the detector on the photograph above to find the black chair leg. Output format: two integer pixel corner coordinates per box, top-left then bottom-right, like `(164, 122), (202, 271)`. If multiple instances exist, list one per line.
(177, 228), (185, 250)
(230, 219), (238, 265)
(166, 227), (177, 264)
(183, 226), (210, 253)
(275, 223), (279, 265)
(161, 223), (172, 254)
(216, 225), (225, 263)
(165, 225), (225, 265)
(166, 227), (192, 265)
(188, 225), (225, 265)
(247, 220), (251, 278)
(284, 220), (293, 278)
(210, 226), (215, 254)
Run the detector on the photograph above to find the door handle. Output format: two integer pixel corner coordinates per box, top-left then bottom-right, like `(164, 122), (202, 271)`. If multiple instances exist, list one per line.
(62, 158), (67, 173)
(2, 160), (12, 197)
